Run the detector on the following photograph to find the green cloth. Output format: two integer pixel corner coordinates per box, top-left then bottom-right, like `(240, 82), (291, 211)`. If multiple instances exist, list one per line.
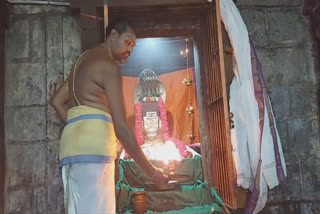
(117, 156), (204, 188)
(124, 202), (224, 214)
(116, 157), (226, 214)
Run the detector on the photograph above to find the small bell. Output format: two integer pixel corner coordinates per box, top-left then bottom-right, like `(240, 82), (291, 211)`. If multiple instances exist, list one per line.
(186, 134), (196, 140)
(183, 78), (193, 86)
(186, 106), (194, 114)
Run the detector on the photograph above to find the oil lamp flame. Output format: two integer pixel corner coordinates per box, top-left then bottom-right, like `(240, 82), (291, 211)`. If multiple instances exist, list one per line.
(141, 141), (182, 164)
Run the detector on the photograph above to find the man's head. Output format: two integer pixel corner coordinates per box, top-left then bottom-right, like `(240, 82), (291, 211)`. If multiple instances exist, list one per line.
(106, 20), (136, 64)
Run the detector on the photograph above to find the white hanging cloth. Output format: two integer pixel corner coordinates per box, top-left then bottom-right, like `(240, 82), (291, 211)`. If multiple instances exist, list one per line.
(219, 0), (287, 213)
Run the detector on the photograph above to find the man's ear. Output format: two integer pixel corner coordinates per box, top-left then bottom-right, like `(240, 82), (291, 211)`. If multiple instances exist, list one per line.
(111, 29), (119, 40)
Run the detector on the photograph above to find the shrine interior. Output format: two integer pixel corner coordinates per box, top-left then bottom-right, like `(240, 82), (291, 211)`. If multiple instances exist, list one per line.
(119, 37), (200, 146)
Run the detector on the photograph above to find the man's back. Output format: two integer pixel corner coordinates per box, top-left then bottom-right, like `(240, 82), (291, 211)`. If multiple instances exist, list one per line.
(68, 46), (117, 114)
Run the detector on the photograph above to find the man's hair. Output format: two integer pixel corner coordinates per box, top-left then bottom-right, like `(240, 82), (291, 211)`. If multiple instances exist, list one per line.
(105, 20), (135, 39)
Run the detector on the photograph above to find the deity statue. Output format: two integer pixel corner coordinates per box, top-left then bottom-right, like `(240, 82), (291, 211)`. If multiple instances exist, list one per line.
(123, 69), (198, 163)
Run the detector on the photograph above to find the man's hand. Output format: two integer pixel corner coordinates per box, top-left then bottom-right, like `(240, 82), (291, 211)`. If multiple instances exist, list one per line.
(51, 78), (70, 123)
(151, 168), (169, 184)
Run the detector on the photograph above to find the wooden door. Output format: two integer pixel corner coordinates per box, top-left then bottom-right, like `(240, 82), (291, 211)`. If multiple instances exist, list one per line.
(196, 1), (245, 208)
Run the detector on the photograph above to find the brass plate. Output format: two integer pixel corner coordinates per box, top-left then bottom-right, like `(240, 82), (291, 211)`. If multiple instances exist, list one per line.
(145, 180), (180, 191)
(168, 174), (191, 182)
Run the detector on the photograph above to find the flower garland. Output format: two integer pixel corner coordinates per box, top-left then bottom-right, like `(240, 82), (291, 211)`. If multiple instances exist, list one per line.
(135, 101), (144, 146)
(158, 98), (190, 158)
(158, 97), (170, 140)
(124, 102), (143, 159)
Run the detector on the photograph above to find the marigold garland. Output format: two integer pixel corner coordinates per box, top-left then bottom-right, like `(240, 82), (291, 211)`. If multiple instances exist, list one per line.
(135, 102), (144, 146)
(158, 98), (189, 158)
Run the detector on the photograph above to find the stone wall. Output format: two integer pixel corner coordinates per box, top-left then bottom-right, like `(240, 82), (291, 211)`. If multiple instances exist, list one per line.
(237, 0), (320, 213)
(4, 0), (319, 214)
(5, 4), (80, 214)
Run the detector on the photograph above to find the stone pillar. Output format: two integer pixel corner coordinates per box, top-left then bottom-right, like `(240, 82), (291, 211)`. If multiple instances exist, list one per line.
(5, 4), (81, 214)
(237, 0), (320, 213)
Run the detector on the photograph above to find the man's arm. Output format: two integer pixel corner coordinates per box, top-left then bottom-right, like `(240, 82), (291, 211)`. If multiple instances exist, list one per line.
(103, 62), (168, 183)
(51, 78), (70, 123)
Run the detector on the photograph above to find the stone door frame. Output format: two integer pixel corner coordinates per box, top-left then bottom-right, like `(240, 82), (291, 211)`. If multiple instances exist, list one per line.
(107, 1), (246, 208)
(0, 0), (8, 212)
(72, 0), (246, 208)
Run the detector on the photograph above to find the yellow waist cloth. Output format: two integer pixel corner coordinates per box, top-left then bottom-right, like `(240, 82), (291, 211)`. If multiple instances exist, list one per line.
(59, 105), (118, 166)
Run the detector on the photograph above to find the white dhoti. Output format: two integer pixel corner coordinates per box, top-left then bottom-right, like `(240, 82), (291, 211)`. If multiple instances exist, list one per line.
(62, 162), (115, 214)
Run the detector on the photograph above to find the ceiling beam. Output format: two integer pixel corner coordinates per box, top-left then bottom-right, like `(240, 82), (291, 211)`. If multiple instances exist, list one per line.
(107, 0), (207, 7)
(70, 0), (103, 8)
(71, 0), (207, 8)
